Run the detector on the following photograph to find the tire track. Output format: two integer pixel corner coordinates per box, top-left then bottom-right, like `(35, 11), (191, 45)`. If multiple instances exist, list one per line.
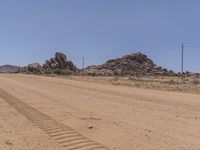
(0, 88), (109, 150)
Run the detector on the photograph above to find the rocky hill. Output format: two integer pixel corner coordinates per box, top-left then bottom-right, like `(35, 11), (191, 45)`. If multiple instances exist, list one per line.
(83, 52), (174, 76)
(0, 65), (20, 73)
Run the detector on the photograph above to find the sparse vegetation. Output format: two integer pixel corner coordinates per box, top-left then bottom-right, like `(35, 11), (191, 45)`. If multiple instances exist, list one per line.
(66, 75), (200, 95)
(193, 78), (200, 84)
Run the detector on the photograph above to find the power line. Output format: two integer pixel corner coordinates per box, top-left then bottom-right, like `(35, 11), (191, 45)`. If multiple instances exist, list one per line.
(141, 48), (181, 54)
(139, 43), (200, 54)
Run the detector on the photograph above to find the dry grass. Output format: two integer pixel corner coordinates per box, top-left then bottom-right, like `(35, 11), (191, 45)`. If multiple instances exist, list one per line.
(65, 75), (200, 95)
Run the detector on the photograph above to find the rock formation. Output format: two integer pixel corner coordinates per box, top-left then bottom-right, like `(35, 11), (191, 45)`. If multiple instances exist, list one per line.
(43, 52), (77, 72)
(27, 63), (42, 72)
(83, 52), (174, 76)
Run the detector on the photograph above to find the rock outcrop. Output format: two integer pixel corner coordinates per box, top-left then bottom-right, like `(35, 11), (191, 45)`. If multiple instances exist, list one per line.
(43, 52), (77, 72)
(83, 52), (174, 76)
(27, 63), (42, 72)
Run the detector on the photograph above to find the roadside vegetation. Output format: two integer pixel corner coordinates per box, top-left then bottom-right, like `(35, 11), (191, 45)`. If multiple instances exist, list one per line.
(65, 75), (200, 95)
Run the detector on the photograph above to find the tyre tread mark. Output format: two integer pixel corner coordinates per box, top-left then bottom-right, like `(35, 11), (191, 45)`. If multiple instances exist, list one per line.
(0, 88), (109, 150)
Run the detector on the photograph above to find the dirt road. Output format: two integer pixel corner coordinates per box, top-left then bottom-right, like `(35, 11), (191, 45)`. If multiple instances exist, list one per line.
(0, 74), (200, 150)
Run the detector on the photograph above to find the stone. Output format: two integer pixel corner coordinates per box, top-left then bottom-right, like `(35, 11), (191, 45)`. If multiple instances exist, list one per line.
(88, 125), (94, 129)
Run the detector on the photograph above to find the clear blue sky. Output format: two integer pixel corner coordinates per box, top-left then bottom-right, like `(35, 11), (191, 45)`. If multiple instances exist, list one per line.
(0, 0), (200, 72)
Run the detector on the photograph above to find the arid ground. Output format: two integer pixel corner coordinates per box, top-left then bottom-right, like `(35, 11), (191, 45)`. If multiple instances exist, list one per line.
(0, 74), (200, 150)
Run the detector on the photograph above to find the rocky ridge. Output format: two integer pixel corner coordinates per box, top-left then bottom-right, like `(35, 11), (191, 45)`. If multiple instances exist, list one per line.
(12, 51), (175, 76)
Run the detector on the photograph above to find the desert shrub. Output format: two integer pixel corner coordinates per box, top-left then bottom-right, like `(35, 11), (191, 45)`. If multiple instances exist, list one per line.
(28, 67), (40, 73)
(53, 69), (62, 75)
(87, 72), (97, 76)
(186, 71), (190, 74)
(169, 79), (176, 84)
(44, 69), (52, 74)
(25, 67), (41, 74)
(32, 70), (41, 74)
(62, 70), (72, 76)
(192, 79), (199, 84)
(49, 69), (73, 76)
(113, 70), (120, 76)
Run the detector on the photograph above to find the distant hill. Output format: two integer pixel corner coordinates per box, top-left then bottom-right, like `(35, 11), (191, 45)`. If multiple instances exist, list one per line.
(0, 65), (21, 73)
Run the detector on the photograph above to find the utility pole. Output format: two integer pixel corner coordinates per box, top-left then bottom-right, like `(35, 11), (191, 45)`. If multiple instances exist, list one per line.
(82, 56), (85, 71)
(181, 43), (184, 76)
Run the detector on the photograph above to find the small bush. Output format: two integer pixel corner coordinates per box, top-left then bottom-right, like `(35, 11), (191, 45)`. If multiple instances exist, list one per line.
(53, 69), (62, 75)
(87, 72), (97, 76)
(62, 70), (72, 76)
(193, 79), (199, 84)
(44, 70), (52, 74)
(32, 70), (41, 74)
(113, 70), (120, 76)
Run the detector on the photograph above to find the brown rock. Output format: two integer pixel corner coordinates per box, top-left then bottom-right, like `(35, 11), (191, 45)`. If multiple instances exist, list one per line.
(88, 125), (94, 129)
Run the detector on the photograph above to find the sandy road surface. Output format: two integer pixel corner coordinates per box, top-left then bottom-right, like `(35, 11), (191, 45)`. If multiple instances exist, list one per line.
(0, 74), (200, 150)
